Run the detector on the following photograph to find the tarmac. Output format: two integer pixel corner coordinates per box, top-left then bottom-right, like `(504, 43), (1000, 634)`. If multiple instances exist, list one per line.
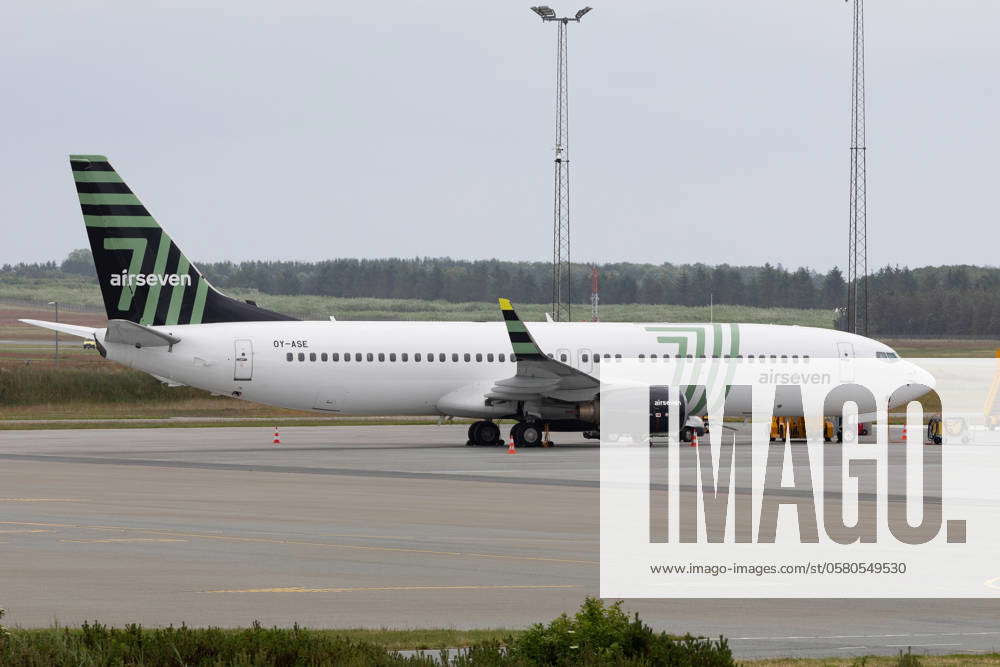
(0, 424), (997, 658)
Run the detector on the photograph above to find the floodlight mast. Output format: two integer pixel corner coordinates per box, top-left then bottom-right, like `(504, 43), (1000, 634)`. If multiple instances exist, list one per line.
(530, 6), (592, 322)
(846, 0), (869, 336)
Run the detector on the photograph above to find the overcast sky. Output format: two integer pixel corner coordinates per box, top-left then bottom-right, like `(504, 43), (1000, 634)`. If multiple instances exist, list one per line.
(3, 1), (997, 270)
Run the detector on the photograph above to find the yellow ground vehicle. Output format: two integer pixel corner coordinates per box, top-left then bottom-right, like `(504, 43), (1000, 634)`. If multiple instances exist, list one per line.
(770, 417), (834, 442)
(82, 339), (96, 350)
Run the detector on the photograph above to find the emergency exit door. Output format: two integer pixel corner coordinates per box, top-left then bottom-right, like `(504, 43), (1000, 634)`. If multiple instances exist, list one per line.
(234, 339), (253, 381)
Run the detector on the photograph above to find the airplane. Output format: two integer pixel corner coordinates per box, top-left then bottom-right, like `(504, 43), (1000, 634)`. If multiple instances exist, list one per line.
(21, 155), (931, 447)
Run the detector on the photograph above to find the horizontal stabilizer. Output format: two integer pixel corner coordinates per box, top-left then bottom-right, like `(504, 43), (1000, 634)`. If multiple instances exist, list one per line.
(18, 319), (97, 339)
(105, 319), (180, 348)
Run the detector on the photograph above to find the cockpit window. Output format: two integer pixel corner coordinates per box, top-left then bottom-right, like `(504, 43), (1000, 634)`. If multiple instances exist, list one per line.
(876, 351), (899, 361)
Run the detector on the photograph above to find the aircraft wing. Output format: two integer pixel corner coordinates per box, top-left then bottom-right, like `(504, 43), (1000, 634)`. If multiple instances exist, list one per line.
(488, 298), (599, 402)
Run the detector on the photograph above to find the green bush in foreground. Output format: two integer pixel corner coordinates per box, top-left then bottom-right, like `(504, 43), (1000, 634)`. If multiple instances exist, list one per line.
(500, 598), (732, 666)
(0, 600), (734, 666)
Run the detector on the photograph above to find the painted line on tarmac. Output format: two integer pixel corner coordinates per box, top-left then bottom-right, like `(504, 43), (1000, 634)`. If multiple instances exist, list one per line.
(0, 452), (597, 489)
(60, 538), (188, 543)
(0, 497), (85, 502)
(733, 631), (1000, 641)
(0, 529), (50, 534)
(887, 643), (962, 648)
(0, 453), (926, 502)
(201, 584), (581, 594)
(0, 521), (73, 527)
(0, 520), (596, 566)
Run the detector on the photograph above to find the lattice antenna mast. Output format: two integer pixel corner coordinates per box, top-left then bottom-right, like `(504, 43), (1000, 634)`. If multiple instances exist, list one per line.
(847, 0), (869, 335)
(531, 6), (592, 322)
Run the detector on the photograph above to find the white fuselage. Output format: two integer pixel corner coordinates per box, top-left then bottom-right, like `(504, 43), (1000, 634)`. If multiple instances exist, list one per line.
(95, 320), (925, 419)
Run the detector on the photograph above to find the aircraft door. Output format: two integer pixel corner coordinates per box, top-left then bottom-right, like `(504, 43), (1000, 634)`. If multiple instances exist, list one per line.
(578, 348), (593, 373)
(837, 341), (854, 383)
(234, 339), (253, 381)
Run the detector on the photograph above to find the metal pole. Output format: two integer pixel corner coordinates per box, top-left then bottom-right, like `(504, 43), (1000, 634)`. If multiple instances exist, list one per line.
(847, 0), (869, 336)
(551, 18), (571, 322)
(532, 6), (591, 322)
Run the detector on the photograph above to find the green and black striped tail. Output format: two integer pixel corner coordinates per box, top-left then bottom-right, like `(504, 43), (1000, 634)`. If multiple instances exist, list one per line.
(71, 155), (296, 326)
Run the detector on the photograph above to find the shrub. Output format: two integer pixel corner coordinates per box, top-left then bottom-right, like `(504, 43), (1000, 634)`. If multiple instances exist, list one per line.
(505, 597), (733, 666)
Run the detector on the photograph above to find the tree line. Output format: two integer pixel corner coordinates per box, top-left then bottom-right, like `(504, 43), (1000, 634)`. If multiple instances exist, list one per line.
(3, 250), (999, 336)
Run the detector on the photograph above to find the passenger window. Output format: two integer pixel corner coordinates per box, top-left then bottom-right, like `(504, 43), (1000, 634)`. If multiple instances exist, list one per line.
(332, 353), (340, 361)
(427, 353), (434, 362)
(355, 353), (362, 362)
(464, 353), (471, 362)
(344, 353), (350, 362)
(499, 353), (506, 362)
(792, 355), (798, 363)
(594, 355), (601, 364)
(650, 353), (657, 360)
(415, 353), (421, 361)
(309, 353), (316, 362)
(402, 353), (408, 362)
(476, 353), (483, 362)
(638, 354), (645, 361)
(547, 353), (554, 358)
(390, 352), (396, 362)
(770, 355), (777, 362)
(286, 352), (293, 362)
(559, 353), (567, 362)
(378, 353), (385, 362)
(452, 353), (459, 362)
(615, 354), (622, 360)
(487, 353), (494, 362)
(582, 354), (589, 362)
(298, 352), (305, 362)
(367, 353), (374, 362)
(321, 352), (328, 362)
(780, 355), (788, 362)
(604, 353), (611, 360)
(438, 353), (445, 362)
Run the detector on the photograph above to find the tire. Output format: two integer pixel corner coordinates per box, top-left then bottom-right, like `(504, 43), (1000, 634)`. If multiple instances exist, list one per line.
(476, 421), (501, 446)
(514, 423), (542, 448)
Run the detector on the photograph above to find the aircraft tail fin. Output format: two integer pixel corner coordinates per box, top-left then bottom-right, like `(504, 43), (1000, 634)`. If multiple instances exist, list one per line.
(70, 155), (296, 325)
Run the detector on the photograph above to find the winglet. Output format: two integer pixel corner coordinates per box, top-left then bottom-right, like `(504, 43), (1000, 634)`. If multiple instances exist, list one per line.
(498, 298), (547, 361)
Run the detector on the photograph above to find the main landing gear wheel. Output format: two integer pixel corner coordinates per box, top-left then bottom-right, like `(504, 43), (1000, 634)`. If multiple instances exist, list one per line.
(466, 420), (502, 446)
(511, 422), (543, 448)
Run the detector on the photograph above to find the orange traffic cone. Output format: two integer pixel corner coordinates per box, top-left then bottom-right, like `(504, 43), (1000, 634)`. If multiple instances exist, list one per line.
(273, 428), (281, 445)
(690, 432), (699, 448)
(507, 435), (517, 454)
(901, 426), (907, 443)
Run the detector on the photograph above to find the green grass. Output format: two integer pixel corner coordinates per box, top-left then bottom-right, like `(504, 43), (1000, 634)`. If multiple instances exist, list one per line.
(0, 274), (836, 325)
(0, 363), (208, 406)
(0, 599), (735, 665)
